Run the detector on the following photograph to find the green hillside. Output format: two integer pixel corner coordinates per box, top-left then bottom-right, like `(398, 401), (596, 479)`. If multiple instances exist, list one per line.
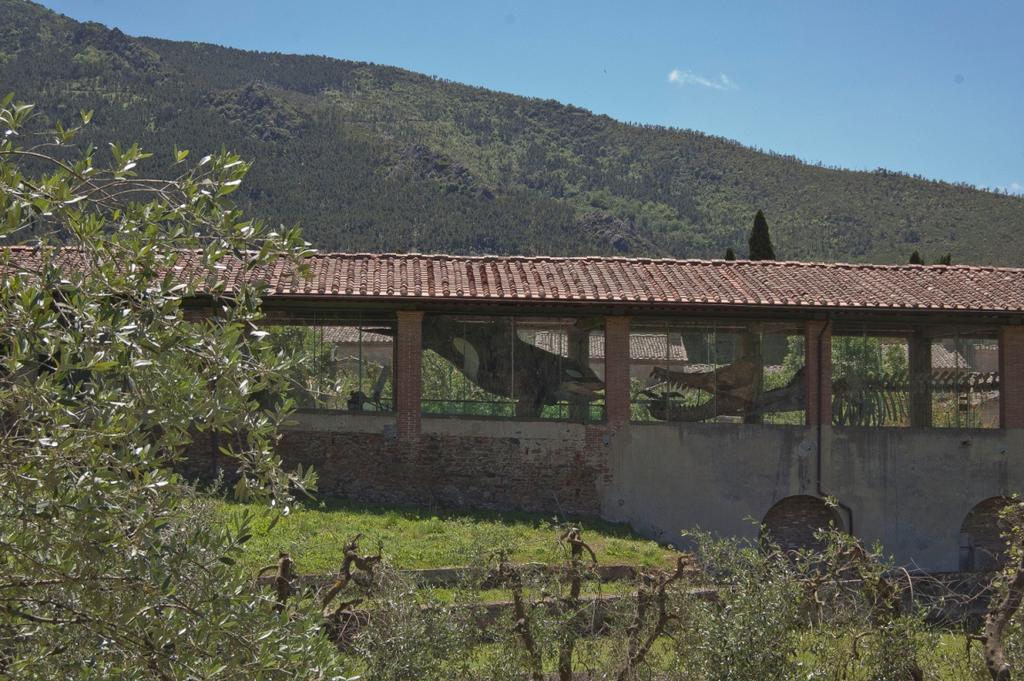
(2, 0), (1022, 263)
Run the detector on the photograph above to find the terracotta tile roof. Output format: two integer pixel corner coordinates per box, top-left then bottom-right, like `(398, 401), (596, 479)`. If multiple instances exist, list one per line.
(321, 325), (690, 362)
(930, 344), (968, 370)
(320, 324), (689, 362)
(5, 247), (1024, 314)
(530, 330), (689, 362)
(321, 326), (394, 344)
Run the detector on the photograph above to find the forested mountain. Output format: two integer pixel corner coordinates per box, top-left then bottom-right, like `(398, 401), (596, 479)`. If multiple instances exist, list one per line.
(3, 0), (1022, 264)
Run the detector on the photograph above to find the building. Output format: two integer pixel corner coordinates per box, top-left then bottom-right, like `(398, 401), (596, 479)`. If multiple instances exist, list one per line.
(19, 247), (1024, 572)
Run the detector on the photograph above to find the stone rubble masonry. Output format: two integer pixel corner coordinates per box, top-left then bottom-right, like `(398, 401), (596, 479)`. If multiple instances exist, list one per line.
(284, 427), (608, 515)
(181, 416), (610, 517)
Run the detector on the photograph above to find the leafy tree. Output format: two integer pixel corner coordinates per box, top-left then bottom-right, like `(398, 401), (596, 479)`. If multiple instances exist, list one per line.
(938, 253), (952, 265)
(0, 97), (345, 678)
(747, 209), (776, 260)
(724, 247), (736, 261)
(908, 250), (924, 264)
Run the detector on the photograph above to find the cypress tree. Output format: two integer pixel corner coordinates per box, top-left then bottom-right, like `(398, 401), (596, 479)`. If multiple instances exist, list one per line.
(724, 247), (736, 261)
(908, 250), (924, 265)
(747, 210), (776, 260)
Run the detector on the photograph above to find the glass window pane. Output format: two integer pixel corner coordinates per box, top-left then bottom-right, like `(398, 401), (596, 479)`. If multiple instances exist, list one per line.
(832, 330), (910, 427)
(929, 331), (999, 429)
(833, 325), (1000, 429)
(421, 314), (604, 422)
(631, 320), (805, 425)
(264, 315), (394, 412)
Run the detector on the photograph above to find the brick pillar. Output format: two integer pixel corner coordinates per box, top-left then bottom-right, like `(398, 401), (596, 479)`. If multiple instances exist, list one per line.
(805, 320), (832, 426)
(604, 316), (631, 427)
(395, 310), (423, 441)
(999, 326), (1024, 429)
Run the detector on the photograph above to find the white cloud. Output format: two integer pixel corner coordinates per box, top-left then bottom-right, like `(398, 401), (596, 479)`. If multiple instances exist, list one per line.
(667, 68), (737, 91)
(992, 180), (1024, 195)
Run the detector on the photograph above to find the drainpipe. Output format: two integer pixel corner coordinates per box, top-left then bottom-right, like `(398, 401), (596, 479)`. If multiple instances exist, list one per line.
(815, 317), (854, 534)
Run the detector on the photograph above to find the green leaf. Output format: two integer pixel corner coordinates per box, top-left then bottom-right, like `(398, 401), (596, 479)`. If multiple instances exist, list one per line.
(217, 178), (242, 196)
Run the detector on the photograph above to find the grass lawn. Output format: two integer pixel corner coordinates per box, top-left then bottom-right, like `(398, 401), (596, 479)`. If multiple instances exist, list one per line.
(212, 496), (679, 575)
(213, 498), (993, 678)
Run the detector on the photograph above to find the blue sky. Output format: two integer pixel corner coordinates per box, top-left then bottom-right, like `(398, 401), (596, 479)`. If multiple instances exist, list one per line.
(41, 1), (1024, 194)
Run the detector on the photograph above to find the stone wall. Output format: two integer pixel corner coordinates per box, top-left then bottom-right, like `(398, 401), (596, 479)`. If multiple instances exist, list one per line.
(602, 421), (1024, 571)
(180, 411), (1024, 571)
(185, 412), (610, 516)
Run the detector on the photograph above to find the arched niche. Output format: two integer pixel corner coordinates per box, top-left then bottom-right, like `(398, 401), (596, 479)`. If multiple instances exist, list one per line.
(960, 496), (1013, 572)
(761, 495), (844, 554)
